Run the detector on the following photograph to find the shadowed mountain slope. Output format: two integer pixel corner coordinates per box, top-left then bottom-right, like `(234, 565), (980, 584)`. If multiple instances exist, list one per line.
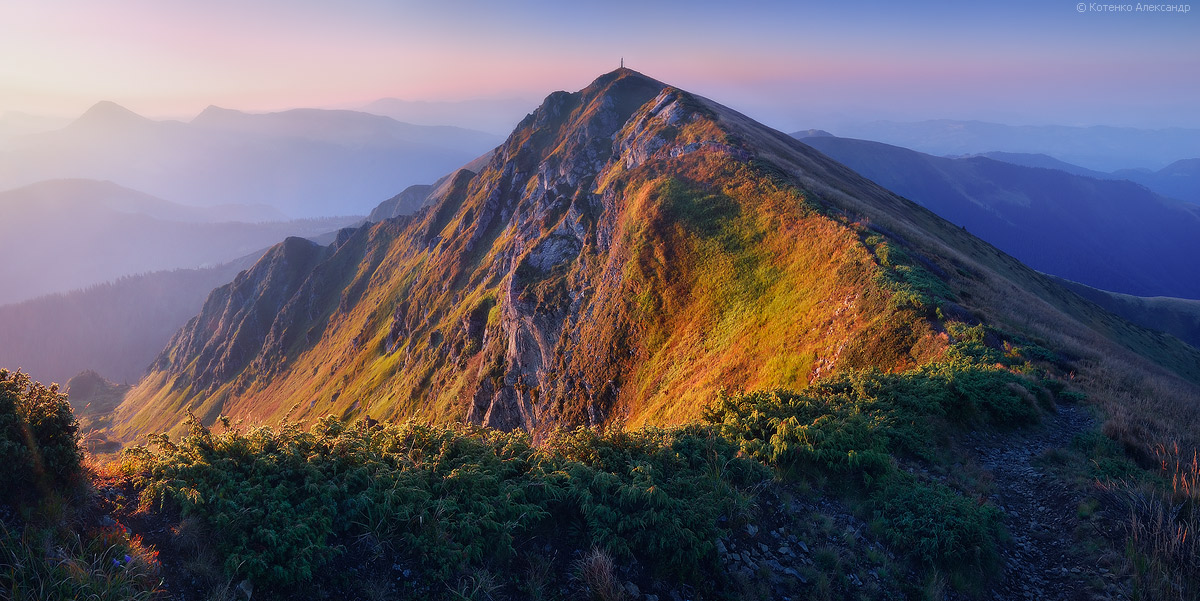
(796, 135), (1200, 299)
(1050, 276), (1200, 349)
(0, 259), (256, 387)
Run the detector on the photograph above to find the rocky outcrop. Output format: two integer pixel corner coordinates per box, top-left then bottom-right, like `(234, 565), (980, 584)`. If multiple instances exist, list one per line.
(152, 236), (330, 390)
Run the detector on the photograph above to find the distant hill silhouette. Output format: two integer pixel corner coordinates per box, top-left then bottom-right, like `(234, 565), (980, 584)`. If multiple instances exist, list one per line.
(0, 103), (502, 217)
(826, 119), (1200, 172)
(0, 179), (359, 304)
(796, 134), (1200, 299)
(0, 260), (253, 385)
(973, 152), (1200, 204)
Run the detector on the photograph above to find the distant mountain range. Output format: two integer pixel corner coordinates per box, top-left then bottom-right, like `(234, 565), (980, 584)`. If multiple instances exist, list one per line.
(0, 102), (502, 217)
(0, 179), (360, 304)
(794, 134), (1200, 299)
(366, 151), (495, 222)
(969, 152), (1200, 204)
(0, 260), (253, 386)
(825, 120), (1200, 172)
(357, 97), (535, 136)
(0, 110), (69, 141)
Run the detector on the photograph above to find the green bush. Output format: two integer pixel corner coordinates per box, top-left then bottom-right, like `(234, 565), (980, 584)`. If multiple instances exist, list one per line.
(0, 369), (82, 507)
(122, 416), (768, 589)
(868, 473), (1002, 567)
(704, 349), (1033, 570)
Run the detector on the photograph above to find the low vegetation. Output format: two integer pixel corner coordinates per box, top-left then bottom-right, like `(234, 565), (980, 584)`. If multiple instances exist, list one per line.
(0, 369), (160, 601)
(4, 322), (1197, 600)
(118, 415), (768, 596)
(705, 334), (1045, 576)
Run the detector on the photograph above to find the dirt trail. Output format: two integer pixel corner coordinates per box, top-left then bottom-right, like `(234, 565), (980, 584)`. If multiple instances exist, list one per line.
(968, 402), (1128, 601)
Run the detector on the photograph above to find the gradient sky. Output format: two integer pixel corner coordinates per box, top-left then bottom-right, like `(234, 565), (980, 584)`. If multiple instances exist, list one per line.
(2, 0), (1198, 130)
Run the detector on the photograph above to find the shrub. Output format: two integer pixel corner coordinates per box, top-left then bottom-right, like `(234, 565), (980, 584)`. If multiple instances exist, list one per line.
(121, 417), (768, 590)
(868, 473), (1002, 567)
(0, 369), (83, 507)
(0, 522), (161, 601)
(704, 348), (1031, 571)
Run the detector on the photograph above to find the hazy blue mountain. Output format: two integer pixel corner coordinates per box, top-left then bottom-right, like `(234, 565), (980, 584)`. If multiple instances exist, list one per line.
(0, 179), (360, 304)
(968, 152), (1112, 179)
(1112, 158), (1200, 204)
(975, 152), (1199, 204)
(0, 102), (503, 217)
(365, 150), (496, 222)
(0, 259), (255, 386)
(357, 97), (535, 136)
(825, 120), (1200, 172)
(366, 184), (432, 222)
(795, 134), (1200, 299)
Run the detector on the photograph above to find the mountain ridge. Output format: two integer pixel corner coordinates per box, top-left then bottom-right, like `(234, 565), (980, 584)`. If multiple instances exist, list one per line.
(0, 103), (502, 217)
(0, 179), (360, 305)
(817, 119), (1200, 171)
(795, 134), (1200, 299)
(111, 70), (1200, 455)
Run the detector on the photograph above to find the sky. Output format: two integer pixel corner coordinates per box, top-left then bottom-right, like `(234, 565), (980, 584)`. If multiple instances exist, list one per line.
(2, 0), (1199, 131)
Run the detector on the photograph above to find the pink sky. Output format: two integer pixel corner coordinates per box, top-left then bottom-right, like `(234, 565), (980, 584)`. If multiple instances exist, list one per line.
(3, 0), (1198, 130)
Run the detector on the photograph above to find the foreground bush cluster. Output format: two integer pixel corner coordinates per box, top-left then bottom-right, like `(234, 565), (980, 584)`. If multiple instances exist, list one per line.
(121, 416), (769, 592)
(0, 369), (83, 506)
(1, 369), (160, 601)
(704, 346), (1042, 570)
(109, 337), (1046, 596)
(5, 340), (1196, 599)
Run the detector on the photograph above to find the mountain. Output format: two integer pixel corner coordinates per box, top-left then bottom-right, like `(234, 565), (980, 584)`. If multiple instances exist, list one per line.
(795, 135), (1200, 299)
(0, 179), (359, 304)
(366, 184), (432, 222)
(968, 152), (1112, 179)
(1112, 158), (1200, 204)
(976, 152), (1200, 204)
(110, 69), (1200, 447)
(824, 119), (1200, 171)
(0, 110), (69, 142)
(0, 103), (502, 217)
(0, 177), (285, 222)
(1050, 276), (1200, 349)
(0, 258), (255, 386)
(358, 97), (536, 136)
(366, 151), (495, 222)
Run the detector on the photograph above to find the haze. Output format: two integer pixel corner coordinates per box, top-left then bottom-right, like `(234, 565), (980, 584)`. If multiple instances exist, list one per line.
(3, 0), (1198, 131)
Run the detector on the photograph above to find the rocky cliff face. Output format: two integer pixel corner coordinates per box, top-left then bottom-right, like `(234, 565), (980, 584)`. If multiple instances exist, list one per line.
(112, 69), (1199, 440)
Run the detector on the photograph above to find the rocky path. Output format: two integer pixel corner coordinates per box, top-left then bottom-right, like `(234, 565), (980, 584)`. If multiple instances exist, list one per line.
(968, 403), (1128, 601)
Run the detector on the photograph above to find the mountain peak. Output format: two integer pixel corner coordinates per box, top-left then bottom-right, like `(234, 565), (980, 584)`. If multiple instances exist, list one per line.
(68, 101), (151, 130)
(192, 104), (242, 123)
(115, 67), (1200, 447)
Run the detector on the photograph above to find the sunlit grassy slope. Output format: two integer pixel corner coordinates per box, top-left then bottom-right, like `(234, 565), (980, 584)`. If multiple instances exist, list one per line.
(111, 70), (1200, 461)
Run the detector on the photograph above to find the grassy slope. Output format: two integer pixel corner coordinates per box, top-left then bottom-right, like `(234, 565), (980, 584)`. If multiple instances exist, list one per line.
(114, 70), (1200, 465)
(730, 108), (1200, 455)
(112, 73), (940, 443)
(1050, 275), (1200, 349)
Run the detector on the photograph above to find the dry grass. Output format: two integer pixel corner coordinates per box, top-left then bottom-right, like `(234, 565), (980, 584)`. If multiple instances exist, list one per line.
(573, 546), (628, 601)
(1102, 443), (1200, 601)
